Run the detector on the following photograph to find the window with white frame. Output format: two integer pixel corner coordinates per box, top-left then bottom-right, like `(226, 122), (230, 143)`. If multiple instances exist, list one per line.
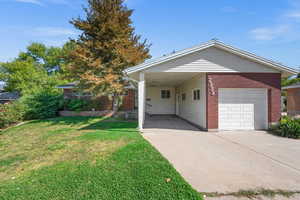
(193, 89), (200, 100)
(161, 90), (170, 99)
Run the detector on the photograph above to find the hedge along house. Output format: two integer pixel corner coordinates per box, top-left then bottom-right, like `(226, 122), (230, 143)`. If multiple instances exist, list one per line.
(125, 40), (298, 131)
(57, 82), (137, 112)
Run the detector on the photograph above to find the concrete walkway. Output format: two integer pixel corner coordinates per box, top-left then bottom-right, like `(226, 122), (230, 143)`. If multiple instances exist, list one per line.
(142, 117), (300, 199)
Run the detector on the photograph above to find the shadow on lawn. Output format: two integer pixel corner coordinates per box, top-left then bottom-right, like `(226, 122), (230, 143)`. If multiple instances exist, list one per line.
(80, 120), (138, 131)
(28, 117), (103, 126)
(28, 116), (138, 131)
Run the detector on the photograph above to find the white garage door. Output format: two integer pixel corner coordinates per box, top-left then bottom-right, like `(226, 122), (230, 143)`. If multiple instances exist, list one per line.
(218, 88), (268, 130)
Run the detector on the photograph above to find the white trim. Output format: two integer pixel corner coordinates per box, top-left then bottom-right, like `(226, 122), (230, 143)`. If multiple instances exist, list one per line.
(125, 40), (298, 75)
(283, 85), (300, 90)
(138, 72), (145, 130)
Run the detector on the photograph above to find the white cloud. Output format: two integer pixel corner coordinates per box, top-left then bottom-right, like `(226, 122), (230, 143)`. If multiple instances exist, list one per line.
(285, 11), (300, 18)
(14, 0), (77, 6)
(29, 27), (77, 37)
(15, 0), (42, 5)
(250, 25), (291, 40)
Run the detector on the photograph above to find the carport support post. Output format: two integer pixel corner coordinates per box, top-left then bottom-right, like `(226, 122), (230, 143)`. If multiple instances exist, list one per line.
(138, 72), (145, 130)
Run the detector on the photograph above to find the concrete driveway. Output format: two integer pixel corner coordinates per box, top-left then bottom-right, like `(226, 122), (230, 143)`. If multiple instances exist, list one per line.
(142, 117), (300, 195)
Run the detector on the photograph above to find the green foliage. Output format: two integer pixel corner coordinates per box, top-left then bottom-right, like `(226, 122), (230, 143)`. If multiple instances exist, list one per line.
(68, 0), (151, 100)
(0, 42), (74, 95)
(21, 89), (63, 120)
(282, 76), (300, 87)
(0, 101), (25, 129)
(0, 60), (53, 93)
(273, 117), (300, 139)
(64, 99), (88, 111)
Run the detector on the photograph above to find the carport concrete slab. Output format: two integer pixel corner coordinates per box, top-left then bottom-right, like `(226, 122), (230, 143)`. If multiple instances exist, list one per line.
(142, 117), (300, 194)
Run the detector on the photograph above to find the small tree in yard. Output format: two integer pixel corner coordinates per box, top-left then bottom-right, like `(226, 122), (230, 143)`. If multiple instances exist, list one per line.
(68, 0), (151, 111)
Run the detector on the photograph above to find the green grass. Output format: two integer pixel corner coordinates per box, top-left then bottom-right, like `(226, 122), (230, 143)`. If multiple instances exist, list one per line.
(0, 117), (202, 200)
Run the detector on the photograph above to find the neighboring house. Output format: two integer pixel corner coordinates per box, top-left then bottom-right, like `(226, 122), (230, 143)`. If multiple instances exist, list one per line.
(57, 82), (137, 111)
(283, 82), (300, 117)
(125, 40), (298, 131)
(0, 92), (19, 104)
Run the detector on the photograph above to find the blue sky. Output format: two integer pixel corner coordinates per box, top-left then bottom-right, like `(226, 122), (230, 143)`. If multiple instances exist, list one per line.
(1, 0), (300, 69)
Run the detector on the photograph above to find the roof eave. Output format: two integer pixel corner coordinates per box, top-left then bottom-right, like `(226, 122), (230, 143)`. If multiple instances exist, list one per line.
(283, 85), (300, 90)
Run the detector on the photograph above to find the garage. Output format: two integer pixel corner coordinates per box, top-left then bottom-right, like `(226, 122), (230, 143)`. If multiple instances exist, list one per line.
(218, 88), (268, 130)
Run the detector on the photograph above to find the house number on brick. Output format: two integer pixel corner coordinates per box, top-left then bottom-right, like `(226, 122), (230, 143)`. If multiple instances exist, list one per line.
(208, 77), (216, 96)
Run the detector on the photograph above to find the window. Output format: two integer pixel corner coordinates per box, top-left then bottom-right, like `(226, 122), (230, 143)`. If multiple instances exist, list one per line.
(161, 90), (170, 99)
(182, 93), (186, 101)
(193, 89), (200, 100)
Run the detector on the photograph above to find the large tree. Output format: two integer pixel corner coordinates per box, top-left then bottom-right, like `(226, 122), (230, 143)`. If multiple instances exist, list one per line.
(68, 0), (151, 110)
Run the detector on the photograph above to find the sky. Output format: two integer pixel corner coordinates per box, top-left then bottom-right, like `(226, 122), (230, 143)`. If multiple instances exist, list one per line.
(0, 0), (300, 70)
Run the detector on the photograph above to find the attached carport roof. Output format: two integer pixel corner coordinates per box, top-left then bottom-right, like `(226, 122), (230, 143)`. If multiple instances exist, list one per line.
(125, 40), (298, 77)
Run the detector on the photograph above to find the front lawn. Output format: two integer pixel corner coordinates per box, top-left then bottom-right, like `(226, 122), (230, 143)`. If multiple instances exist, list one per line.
(0, 117), (202, 200)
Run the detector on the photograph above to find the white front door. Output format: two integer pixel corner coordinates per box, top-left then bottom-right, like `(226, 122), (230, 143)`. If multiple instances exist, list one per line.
(218, 88), (268, 130)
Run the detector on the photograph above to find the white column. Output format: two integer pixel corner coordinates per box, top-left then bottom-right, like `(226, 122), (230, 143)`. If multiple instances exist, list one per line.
(138, 72), (145, 130)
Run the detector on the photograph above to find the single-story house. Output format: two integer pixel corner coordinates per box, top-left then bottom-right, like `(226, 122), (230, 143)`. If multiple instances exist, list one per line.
(57, 82), (137, 111)
(0, 92), (19, 104)
(125, 40), (298, 131)
(283, 82), (300, 117)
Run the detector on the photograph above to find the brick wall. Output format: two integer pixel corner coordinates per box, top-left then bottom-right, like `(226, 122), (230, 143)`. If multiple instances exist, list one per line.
(206, 73), (281, 130)
(120, 89), (135, 111)
(287, 88), (300, 115)
(63, 88), (135, 111)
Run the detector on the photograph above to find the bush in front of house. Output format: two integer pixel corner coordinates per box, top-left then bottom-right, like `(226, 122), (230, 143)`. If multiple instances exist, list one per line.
(21, 89), (64, 120)
(273, 117), (300, 139)
(0, 101), (25, 129)
(64, 99), (88, 112)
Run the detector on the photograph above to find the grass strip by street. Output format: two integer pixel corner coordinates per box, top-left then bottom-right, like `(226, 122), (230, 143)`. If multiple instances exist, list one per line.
(203, 188), (300, 199)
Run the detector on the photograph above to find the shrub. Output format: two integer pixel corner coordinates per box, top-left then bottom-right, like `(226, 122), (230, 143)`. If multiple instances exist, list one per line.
(0, 101), (25, 129)
(274, 117), (300, 139)
(21, 89), (63, 120)
(64, 99), (88, 112)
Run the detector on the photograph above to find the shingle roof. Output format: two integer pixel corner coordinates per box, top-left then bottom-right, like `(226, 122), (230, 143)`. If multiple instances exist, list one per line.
(57, 81), (136, 89)
(57, 82), (78, 89)
(0, 92), (19, 100)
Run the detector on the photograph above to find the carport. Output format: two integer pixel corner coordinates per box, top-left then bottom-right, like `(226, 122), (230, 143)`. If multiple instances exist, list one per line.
(144, 115), (200, 131)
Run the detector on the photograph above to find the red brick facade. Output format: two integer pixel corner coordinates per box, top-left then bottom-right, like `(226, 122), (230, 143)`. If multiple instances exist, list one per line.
(286, 88), (300, 116)
(206, 73), (281, 130)
(120, 89), (136, 111)
(63, 89), (136, 111)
